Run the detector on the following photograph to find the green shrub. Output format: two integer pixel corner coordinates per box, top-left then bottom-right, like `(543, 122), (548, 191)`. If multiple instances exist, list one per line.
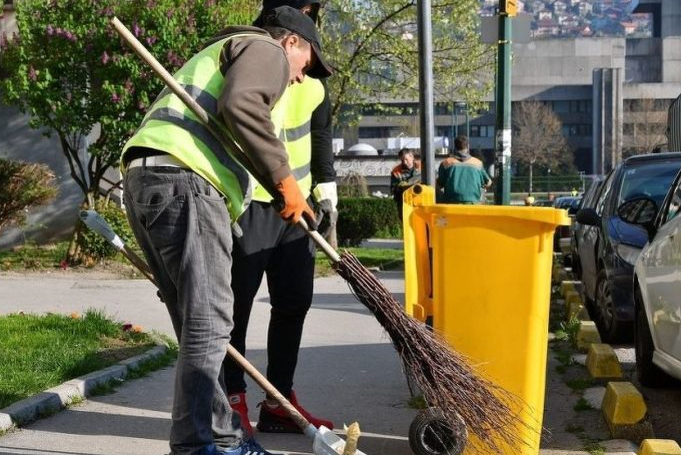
(337, 197), (401, 246)
(78, 200), (138, 260)
(338, 173), (369, 198)
(0, 158), (57, 231)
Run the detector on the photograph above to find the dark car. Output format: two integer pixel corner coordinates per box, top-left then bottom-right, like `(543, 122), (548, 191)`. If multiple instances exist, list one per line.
(575, 152), (681, 342)
(571, 177), (605, 280)
(554, 196), (582, 215)
(552, 196), (582, 254)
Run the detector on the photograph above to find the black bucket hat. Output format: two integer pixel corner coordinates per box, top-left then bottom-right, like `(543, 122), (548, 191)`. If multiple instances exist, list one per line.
(264, 6), (332, 79)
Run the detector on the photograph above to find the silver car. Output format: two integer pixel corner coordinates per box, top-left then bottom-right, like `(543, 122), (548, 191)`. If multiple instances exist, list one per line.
(620, 168), (681, 386)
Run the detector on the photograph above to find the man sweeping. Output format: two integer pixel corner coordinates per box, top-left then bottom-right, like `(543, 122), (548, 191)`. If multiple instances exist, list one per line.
(221, 0), (335, 436)
(120, 7), (331, 455)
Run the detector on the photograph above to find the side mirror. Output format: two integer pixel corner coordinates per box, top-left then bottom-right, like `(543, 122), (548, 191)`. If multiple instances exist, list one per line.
(617, 197), (658, 240)
(575, 208), (601, 226)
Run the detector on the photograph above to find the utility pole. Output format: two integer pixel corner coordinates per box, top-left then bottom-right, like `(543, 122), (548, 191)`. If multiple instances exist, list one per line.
(493, 0), (516, 205)
(417, 0), (435, 186)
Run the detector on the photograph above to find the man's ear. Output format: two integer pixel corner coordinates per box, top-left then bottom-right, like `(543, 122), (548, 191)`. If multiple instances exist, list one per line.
(282, 34), (300, 51)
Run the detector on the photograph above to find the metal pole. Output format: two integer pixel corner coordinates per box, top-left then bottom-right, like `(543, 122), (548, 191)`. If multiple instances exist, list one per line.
(455, 104), (459, 138)
(465, 105), (470, 138)
(417, 0), (435, 185)
(493, 4), (513, 205)
(450, 101), (455, 151)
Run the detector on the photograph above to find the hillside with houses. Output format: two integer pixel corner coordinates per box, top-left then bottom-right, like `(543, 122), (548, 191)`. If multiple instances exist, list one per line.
(479, 0), (653, 38)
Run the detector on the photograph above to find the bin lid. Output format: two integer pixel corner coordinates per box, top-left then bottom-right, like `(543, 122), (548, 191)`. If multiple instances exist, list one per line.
(421, 205), (570, 227)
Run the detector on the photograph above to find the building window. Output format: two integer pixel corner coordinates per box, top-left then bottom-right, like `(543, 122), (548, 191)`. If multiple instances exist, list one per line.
(624, 99), (670, 112)
(358, 126), (401, 138)
(470, 125), (494, 138)
(436, 126), (452, 137)
(561, 124), (592, 137)
(569, 100), (591, 113)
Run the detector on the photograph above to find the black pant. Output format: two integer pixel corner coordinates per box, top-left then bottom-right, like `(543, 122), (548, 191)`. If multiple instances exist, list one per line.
(222, 200), (315, 398)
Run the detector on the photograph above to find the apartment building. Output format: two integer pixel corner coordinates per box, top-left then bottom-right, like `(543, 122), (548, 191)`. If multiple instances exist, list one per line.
(337, 0), (681, 176)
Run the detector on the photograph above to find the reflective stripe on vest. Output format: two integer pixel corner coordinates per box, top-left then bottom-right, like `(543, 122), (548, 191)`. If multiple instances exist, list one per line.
(122, 34), (288, 220)
(251, 77), (324, 202)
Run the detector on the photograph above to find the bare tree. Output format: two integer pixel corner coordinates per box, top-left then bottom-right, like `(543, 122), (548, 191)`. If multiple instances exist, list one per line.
(624, 98), (668, 157)
(512, 101), (572, 193)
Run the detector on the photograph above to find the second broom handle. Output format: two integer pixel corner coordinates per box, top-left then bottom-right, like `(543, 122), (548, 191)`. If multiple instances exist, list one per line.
(226, 345), (313, 433)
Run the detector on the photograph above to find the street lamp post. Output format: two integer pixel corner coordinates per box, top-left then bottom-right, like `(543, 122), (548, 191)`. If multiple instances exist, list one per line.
(547, 168), (551, 196)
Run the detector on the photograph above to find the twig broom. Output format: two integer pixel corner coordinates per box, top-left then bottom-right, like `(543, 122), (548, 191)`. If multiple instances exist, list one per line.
(110, 17), (530, 454)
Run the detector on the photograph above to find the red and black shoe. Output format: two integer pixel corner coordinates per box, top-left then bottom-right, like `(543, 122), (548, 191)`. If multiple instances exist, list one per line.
(256, 390), (334, 433)
(228, 392), (253, 437)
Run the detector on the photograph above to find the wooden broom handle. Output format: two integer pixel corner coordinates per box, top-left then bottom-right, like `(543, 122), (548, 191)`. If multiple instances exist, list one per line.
(111, 17), (342, 265)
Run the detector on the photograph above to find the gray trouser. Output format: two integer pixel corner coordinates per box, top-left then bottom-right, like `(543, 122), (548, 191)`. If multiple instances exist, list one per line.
(123, 165), (243, 455)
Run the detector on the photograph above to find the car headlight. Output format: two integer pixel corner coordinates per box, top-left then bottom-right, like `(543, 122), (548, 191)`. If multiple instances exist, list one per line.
(615, 243), (642, 266)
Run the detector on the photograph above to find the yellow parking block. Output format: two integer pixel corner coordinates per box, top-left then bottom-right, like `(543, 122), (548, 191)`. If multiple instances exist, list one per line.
(638, 439), (681, 455)
(560, 280), (580, 297)
(577, 321), (601, 351)
(602, 382), (646, 425)
(565, 290), (582, 307)
(568, 300), (588, 321)
(586, 343), (623, 379)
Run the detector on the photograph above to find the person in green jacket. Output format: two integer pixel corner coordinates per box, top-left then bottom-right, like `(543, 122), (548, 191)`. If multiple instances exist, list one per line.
(437, 136), (492, 204)
(120, 7), (331, 455)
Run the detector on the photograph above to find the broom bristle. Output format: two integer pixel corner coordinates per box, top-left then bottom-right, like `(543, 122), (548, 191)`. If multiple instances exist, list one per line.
(334, 251), (534, 454)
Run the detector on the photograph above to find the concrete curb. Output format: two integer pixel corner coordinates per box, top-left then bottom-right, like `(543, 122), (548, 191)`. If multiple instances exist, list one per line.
(0, 344), (169, 433)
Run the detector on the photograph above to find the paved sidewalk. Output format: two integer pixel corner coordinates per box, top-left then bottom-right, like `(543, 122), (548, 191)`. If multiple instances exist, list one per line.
(0, 271), (415, 455)
(0, 268), (637, 455)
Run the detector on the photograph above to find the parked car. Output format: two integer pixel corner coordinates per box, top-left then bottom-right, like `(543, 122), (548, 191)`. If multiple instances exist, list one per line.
(552, 196), (582, 254)
(571, 177), (605, 280)
(618, 168), (681, 386)
(575, 153), (681, 342)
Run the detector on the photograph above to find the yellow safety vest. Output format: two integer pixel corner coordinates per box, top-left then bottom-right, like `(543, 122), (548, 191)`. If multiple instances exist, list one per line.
(122, 34), (289, 220)
(251, 77), (325, 202)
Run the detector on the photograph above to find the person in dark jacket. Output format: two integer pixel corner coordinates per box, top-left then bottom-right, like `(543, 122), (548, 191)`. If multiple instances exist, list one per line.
(221, 0), (335, 437)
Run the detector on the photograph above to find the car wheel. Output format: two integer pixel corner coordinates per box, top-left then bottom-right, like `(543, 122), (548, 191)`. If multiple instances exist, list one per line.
(634, 288), (673, 387)
(595, 269), (627, 343)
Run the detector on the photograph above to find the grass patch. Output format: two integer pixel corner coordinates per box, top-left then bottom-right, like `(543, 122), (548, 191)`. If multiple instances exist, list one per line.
(315, 247), (404, 276)
(553, 347), (574, 367)
(583, 441), (606, 455)
(574, 397), (594, 411)
(0, 309), (168, 409)
(0, 241), (139, 278)
(565, 423), (584, 433)
(554, 316), (581, 345)
(566, 378), (596, 391)
(0, 242), (69, 270)
(407, 394), (427, 410)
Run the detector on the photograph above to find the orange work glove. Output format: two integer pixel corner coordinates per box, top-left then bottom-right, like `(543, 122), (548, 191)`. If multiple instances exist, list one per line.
(275, 174), (318, 230)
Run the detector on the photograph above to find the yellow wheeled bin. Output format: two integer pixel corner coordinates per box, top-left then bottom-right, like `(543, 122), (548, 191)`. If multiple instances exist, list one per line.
(403, 185), (569, 455)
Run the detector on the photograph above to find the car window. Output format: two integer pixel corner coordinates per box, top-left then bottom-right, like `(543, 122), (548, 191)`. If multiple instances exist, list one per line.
(596, 171), (615, 216)
(665, 176), (681, 222)
(618, 161), (681, 208)
(581, 179), (603, 209)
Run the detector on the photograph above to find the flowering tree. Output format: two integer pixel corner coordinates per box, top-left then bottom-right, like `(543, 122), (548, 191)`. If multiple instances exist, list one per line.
(0, 0), (258, 207)
(0, 0), (257, 260)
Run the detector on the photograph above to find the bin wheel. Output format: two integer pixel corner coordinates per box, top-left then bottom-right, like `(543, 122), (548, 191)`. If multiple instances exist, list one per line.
(408, 407), (467, 455)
